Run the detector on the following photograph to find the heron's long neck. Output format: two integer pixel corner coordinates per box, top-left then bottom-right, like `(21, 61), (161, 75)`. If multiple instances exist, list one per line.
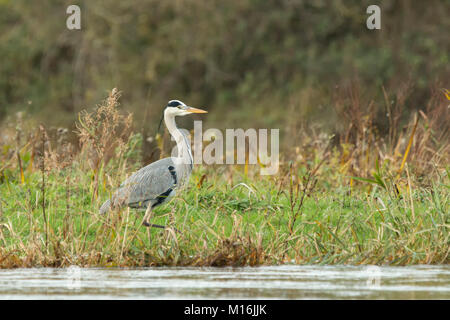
(164, 110), (193, 168)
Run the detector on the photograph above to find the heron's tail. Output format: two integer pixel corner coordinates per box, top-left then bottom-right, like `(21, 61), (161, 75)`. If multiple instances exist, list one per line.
(99, 199), (111, 214)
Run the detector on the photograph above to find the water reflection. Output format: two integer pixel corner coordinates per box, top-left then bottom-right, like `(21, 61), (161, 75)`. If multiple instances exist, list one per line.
(0, 265), (449, 299)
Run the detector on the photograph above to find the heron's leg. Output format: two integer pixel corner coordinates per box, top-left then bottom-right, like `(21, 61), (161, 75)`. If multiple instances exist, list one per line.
(142, 205), (181, 233)
(147, 223), (166, 229)
(142, 204), (154, 227)
(145, 222), (181, 233)
(142, 206), (165, 229)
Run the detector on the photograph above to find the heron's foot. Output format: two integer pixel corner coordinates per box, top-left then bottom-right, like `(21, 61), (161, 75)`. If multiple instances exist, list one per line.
(142, 222), (165, 229)
(142, 221), (182, 234)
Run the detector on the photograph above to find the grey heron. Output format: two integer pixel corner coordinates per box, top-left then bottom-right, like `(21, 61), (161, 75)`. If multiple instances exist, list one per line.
(99, 100), (207, 229)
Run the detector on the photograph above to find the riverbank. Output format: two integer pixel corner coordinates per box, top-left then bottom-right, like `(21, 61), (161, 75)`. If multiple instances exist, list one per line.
(0, 90), (448, 267)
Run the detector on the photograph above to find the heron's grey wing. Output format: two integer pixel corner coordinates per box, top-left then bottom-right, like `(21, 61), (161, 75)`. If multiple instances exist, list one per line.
(112, 158), (177, 208)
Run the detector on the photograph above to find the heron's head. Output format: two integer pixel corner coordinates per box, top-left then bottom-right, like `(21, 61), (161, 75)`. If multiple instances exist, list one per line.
(165, 100), (208, 116)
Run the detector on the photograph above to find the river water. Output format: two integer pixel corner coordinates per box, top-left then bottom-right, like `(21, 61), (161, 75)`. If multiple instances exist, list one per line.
(0, 265), (448, 299)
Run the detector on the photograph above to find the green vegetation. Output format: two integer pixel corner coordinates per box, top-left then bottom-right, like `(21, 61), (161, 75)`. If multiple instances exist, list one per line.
(0, 89), (448, 267)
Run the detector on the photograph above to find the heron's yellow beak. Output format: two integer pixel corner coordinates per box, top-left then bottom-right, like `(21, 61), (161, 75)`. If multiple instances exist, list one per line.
(186, 107), (208, 113)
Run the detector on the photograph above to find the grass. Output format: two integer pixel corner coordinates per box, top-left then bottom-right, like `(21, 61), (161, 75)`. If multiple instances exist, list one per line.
(0, 89), (448, 268)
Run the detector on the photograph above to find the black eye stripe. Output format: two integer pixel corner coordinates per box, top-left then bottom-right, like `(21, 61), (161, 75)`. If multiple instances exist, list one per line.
(167, 101), (182, 107)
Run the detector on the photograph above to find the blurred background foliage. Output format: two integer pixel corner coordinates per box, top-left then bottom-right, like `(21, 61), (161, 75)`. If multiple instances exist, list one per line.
(0, 0), (448, 134)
